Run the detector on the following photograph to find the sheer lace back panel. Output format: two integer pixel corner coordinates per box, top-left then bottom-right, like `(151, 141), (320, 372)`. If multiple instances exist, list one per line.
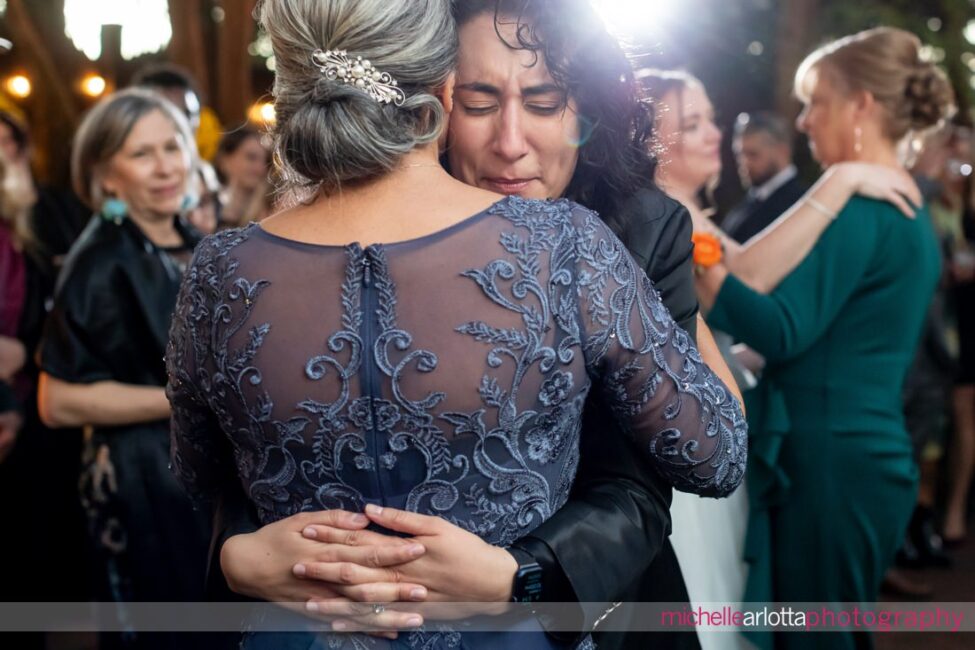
(167, 197), (746, 546)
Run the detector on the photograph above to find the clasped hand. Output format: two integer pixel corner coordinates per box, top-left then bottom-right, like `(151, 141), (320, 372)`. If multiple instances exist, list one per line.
(221, 504), (517, 635)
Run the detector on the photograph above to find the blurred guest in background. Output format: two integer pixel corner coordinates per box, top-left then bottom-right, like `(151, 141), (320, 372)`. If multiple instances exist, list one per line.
(37, 90), (209, 646)
(722, 111), (808, 244)
(0, 121), (36, 647)
(929, 127), (975, 548)
(0, 149), (30, 464)
(132, 62), (223, 162)
(0, 109), (89, 616)
(890, 127), (970, 581)
(131, 63), (203, 134)
(214, 124), (271, 228)
(184, 159), (223, 235)
(0, 110), (88, 300)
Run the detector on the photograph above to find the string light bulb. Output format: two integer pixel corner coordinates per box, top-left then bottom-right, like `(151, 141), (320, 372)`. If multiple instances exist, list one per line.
(80, 73), (107, 98)
(248, 101), (276, 125)
(5, 75), (31, 98)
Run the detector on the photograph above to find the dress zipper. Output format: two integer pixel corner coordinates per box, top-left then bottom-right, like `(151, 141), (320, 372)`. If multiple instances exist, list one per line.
(359, 249), (384, 500)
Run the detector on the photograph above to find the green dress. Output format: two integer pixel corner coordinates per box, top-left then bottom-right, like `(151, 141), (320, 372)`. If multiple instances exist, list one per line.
(708, 196), (940, 649)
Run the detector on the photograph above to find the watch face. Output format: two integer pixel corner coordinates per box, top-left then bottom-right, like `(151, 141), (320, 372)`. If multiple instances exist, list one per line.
(513, 561), (543, 603)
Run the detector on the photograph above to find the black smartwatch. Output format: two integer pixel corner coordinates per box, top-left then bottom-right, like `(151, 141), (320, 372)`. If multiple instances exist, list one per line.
(507, 546), (543, 603)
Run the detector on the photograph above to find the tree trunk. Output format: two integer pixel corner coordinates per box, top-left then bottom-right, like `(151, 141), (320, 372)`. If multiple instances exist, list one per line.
(168, 0), (211, 101)
(773, 0), (820, 121)
(100, 24), (122, 90)
(940, 0), (972, 126)
(215, 0), (257, 125)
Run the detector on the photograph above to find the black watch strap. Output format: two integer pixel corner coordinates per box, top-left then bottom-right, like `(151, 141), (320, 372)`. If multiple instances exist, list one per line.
(508, 546), (543, 603)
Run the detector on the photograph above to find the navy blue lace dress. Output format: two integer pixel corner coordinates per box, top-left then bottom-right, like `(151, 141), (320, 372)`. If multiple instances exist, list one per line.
(166, 197), (747, 649)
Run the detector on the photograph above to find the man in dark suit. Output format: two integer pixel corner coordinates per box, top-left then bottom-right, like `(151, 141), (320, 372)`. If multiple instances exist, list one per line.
(722, 112), (808, 244)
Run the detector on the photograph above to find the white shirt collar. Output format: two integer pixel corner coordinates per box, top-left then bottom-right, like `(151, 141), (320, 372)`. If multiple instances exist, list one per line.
(750, 164), (797, 202)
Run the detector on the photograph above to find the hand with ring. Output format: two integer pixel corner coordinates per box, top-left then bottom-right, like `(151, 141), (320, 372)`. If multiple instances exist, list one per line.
(296, 504), (518, 631)
(304, 598), (418, 636)
(220, 509), (430, 638)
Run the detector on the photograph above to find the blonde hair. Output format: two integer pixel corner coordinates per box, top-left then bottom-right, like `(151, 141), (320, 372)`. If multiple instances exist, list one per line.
(796, 27), (955, 142)
(0, 156), (36, 251)
(639, 69), (719, 210)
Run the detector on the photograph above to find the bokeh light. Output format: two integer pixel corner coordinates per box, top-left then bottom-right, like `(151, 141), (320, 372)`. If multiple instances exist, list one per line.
(5, 75), (32, 99)
(80, 74), (107, 98)
(248, 102), (276, 126)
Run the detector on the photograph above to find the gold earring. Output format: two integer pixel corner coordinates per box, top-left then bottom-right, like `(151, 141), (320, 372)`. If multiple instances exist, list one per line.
(854, 126), (863, 155)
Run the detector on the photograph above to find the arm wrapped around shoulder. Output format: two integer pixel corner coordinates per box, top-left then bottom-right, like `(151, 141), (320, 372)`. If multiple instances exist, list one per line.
(573, 207), (747, 498)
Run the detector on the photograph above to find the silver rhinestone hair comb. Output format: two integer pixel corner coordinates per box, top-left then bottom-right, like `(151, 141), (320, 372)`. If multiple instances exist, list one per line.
(311, 49), (406, 106)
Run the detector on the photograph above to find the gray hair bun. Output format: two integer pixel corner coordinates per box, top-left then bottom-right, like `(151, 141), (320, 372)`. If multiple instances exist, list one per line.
(258, 0), (457, 195)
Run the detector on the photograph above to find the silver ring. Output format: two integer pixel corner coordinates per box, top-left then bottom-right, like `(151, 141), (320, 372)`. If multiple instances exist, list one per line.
(371, 604), (386, 615)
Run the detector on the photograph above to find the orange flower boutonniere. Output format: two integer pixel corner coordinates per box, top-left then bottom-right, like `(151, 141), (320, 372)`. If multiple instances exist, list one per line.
(692, 231), (723, 269)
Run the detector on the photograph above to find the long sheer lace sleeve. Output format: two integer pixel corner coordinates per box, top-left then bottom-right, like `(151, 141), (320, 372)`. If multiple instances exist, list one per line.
(570, 206), (747, 497)
(166, 234), (237, 503)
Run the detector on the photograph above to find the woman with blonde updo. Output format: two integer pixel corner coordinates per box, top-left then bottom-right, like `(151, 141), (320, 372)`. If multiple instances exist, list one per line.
(641, 66), (924, 650)
(695, 27), (954, 649)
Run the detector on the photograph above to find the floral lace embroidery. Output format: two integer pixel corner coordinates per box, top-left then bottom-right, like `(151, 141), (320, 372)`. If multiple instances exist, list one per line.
(169, 197), (745, 522)
(167, 197), (747, 649)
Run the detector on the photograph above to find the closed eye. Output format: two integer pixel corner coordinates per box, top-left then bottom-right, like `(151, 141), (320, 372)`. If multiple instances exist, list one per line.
(461, 102), (499, 116)
(525, 102), (564, 116)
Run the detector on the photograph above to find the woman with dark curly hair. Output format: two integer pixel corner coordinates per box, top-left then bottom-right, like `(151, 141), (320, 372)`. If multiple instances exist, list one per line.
(212, 3), (719, 645)
(186, 1), (743, 649)
(205, 3), (919, 648)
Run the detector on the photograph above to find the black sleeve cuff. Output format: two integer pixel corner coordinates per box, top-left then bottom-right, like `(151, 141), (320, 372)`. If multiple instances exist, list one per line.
(508, 536), (592, 642)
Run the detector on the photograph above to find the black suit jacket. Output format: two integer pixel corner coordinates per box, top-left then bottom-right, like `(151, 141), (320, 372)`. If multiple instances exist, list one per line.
(722, 175), (808, 245)
(206, 188), (701, 649)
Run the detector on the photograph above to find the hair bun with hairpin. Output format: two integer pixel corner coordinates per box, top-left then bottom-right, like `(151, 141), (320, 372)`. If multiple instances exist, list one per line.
(904, 64), (954, 131)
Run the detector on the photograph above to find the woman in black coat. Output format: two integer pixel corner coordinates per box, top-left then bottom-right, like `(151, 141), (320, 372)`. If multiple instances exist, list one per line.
(37, 90), (209, 624)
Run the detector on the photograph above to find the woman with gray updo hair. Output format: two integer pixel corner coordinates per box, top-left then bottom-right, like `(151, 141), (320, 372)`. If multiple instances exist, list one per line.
(37, 88), (209, 633)
(259, 0), (457, 196)
(167, 1), (745, 648)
